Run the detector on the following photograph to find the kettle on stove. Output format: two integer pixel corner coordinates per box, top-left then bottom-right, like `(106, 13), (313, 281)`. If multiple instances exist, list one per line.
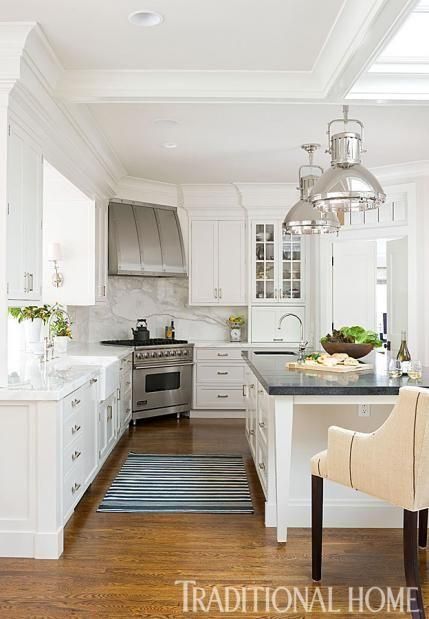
(132, 319), (150, 342)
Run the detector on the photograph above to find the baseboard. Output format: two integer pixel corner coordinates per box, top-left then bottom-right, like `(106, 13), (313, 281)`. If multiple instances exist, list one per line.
(264, 499), (403, 529)
(190, 409), (246, 419)
(0, 527), (63, 559)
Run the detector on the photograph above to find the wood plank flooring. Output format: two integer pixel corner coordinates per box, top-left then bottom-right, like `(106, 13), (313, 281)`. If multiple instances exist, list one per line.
(0, 417), (426, 618)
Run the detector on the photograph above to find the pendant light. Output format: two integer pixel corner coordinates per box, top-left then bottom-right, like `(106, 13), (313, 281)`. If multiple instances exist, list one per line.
(310, 105), (386, 213)
(284, 143), (340, 235)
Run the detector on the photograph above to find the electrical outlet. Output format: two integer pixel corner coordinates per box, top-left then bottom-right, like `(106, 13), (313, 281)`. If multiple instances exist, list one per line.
(358, 404), (371, 417)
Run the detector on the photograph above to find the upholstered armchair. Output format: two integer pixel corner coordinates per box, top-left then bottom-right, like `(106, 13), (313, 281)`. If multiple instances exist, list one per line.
(311, 386), (429, 619)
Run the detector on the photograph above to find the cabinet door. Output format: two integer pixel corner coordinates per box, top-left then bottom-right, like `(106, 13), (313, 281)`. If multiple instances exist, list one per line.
(106, 397), (116, 452)
(7, 123), (42, 301)
(83, 380), (98, 485)
(95, 201), (108, 301)
(217, 220), (246, 305)
(190, 220), (218, 304)
(251, 306), (305, 343)
(252, 222), (278, 303)
(279, 231), (303, 302)
(98, 401), (108, 462)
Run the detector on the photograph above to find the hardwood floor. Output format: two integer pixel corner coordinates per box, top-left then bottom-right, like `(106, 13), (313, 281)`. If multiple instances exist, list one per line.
(0, 417), (426, 618)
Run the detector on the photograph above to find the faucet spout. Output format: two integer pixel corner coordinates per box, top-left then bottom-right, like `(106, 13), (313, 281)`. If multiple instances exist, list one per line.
(277, 313), (307, 362)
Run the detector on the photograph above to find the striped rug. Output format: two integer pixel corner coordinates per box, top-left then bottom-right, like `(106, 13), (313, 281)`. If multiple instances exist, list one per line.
(98, 453), (254, 514)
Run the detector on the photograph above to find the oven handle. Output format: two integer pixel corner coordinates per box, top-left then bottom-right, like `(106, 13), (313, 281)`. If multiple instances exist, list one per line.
(133, 362), (194, 370)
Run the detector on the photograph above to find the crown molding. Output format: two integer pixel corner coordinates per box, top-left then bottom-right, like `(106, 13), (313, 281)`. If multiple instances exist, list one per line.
(116, 176), (179, 207)
(234, 182), (298, 209)
(348, 71), (429, 100)
(181, 184), (243, 210)
(371, 160), (429, 182)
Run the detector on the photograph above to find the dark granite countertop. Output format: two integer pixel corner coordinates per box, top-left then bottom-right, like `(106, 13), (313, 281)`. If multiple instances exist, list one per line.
(242, 350), (429, 396)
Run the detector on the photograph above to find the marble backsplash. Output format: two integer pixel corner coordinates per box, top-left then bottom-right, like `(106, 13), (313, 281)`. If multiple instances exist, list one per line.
(69, 277), (248, 343)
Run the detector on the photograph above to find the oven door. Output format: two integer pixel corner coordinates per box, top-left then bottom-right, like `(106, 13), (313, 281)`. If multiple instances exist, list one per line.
(133, 363), (193, 414)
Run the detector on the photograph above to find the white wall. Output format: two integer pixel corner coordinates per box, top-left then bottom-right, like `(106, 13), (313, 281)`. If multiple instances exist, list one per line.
(42, 161), (95, 306)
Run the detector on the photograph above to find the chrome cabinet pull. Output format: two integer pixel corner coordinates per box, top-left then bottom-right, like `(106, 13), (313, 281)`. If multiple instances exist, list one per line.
(219, 288), (222, 299)
(24, 272), (28, 293)
(217, 353), (228, 357)
(259, 421), (266, 428)
(90, 378), (98, 385)
(214, 288), (218, 299)
(249, 429), (255, 436)
(258, 462), (266, 471)
(28, 273), (34, 292)
(273, 338), (283, 342)
(71, 482), (81, 494)
(107, 405), (113, 420)
(242, 384), (248, 397)
(72, 450), (81, 461)
(217, 394), (229, 398)
(217, 371), (228, 375)
(72, 424), (81, 434)
(71, 398), (81, 408)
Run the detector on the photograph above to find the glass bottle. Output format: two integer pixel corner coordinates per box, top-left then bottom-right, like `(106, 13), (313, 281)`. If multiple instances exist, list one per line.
(397, 331), (411, 374)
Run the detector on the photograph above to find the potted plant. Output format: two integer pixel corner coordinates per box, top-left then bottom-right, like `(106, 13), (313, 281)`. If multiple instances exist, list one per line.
(49, 306), (72, 355)
(8, 305), (51, 353)
(226, 315), (246, 342)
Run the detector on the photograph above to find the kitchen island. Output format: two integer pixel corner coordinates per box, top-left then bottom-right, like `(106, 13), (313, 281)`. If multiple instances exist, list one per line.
(242, 350), (429, 543)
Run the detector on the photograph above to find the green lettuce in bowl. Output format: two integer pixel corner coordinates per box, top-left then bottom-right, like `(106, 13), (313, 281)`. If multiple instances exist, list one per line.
(320, 326), (383, 359)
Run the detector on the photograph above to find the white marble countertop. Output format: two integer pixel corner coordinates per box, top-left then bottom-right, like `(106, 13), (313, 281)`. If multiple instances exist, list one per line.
(1, 343), (132, 402)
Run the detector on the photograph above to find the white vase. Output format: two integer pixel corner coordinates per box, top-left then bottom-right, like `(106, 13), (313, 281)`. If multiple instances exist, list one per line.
(24, 318), (43, 354)
(54, 336), (69, 355)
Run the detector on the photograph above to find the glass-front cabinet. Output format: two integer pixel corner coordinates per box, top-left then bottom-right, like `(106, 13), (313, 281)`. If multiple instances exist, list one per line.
(252, 221), (304, 303)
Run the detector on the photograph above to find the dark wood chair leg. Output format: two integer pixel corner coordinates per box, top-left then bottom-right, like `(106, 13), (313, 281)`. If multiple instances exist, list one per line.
(312, 474), (323, 582)
(419, 509), (428, 549)
(404, 509), (426, 619)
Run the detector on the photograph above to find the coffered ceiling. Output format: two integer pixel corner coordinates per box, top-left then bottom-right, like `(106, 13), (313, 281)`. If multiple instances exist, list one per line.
(1, 0), (427, 184)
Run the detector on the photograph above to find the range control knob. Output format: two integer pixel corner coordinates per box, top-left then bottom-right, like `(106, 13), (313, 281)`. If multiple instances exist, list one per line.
(177, 350), (182, 356)
(158, 351), (164, 357)
(171, 350), (176, 356)
(135, 353), (142, 360)
(183, 350), (188, 356)
(151, 352), (157, 358)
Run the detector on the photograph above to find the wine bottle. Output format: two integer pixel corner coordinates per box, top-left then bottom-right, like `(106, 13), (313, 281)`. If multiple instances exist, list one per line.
(397, 331), (411, 374)
(171, 320), (175, 340)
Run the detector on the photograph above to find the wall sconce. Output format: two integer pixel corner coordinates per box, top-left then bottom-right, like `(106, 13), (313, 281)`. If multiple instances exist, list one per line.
(47, 242), (64, 288)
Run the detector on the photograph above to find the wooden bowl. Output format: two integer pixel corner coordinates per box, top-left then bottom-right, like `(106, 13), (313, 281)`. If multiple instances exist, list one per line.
(321, 342), (374, 359)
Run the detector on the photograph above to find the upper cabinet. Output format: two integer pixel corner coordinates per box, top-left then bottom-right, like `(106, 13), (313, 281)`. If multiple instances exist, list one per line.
(7, 122), (43, 302)
(251, 220), (304, 304)
(189, 219), (246, 306)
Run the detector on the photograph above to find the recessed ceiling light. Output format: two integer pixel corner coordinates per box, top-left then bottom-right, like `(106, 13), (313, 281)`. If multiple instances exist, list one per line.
(128, 10), (163, 27)
(162, 142), (177, 149)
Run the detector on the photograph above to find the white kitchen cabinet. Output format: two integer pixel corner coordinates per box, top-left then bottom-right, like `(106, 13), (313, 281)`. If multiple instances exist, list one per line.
(251, 221), (304, 304)
(98, 392), (117, 463)
(83, 377), (99, 485)
(7, 122), (43, 302)
(194, 347), (246, 410)
(95, 200), (108, 302)
(251, 305), (306, 344)
(118, 354), (132, 434)
(189, 219), (246, 305)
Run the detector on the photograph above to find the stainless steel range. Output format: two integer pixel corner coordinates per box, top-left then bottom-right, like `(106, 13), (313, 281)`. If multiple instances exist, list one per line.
(101, 339), (194, 422)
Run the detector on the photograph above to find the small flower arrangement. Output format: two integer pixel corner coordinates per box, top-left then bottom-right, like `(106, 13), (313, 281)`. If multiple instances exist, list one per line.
(227, 315), (245, 342)
(226, 315), (246, 328)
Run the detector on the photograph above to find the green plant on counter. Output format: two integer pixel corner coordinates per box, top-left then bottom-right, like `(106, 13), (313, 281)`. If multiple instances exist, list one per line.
(8, 305), (52, 324)
(321, 325), (382, 348)
(46, 303), (72, 338)
(227, 314), (246, 327)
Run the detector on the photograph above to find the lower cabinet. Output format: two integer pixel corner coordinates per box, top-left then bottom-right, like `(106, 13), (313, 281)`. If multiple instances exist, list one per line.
(244, 369), (276, 524)
(118, 353), (132, 434)
(194, 347), (246, 410)
(98, 392), (117, 464)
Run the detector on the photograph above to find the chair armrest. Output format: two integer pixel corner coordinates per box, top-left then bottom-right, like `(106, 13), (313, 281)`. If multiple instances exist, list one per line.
(327, 426), (363, 488)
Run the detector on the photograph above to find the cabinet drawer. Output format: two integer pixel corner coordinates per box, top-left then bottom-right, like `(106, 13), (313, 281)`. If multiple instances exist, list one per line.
(197, 364), (245, 384)
(63, 386), (87, 420)
(63, 459), (85, 520)
(63, 408), (83, 447)
(195, 386), (245, 409)
(63, 434), (85, 477)
(255, 441), (268, 496)
(196, 348), (244, 361)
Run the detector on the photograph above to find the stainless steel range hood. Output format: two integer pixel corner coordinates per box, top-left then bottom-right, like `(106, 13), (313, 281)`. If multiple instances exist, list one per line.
(108, 199), (187, 277)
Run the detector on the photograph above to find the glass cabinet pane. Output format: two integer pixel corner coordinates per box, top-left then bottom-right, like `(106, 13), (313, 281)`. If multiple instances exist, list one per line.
(280, 230), (302, 300)
(253, 223), (278, 301)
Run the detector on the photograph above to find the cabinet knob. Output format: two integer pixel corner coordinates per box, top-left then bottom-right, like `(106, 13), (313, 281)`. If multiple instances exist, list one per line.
(258, 462), (265, 471)
(71, 398), (81, 407)
(71, 482), (81, 494)
(90, 378), (98, 385)
(72, 424), (81, 434)
(258, 421), (266, 429)
(72, 450), (81, 461)
(249, 429), (255, 436)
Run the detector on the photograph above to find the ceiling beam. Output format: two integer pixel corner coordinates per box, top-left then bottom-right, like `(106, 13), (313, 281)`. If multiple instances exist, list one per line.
(325, 0), (418, 100)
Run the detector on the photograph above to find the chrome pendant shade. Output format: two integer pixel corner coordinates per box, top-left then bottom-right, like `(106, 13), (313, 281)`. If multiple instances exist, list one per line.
(310, 105), (386, 213)
(284, 144), (340, 235)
